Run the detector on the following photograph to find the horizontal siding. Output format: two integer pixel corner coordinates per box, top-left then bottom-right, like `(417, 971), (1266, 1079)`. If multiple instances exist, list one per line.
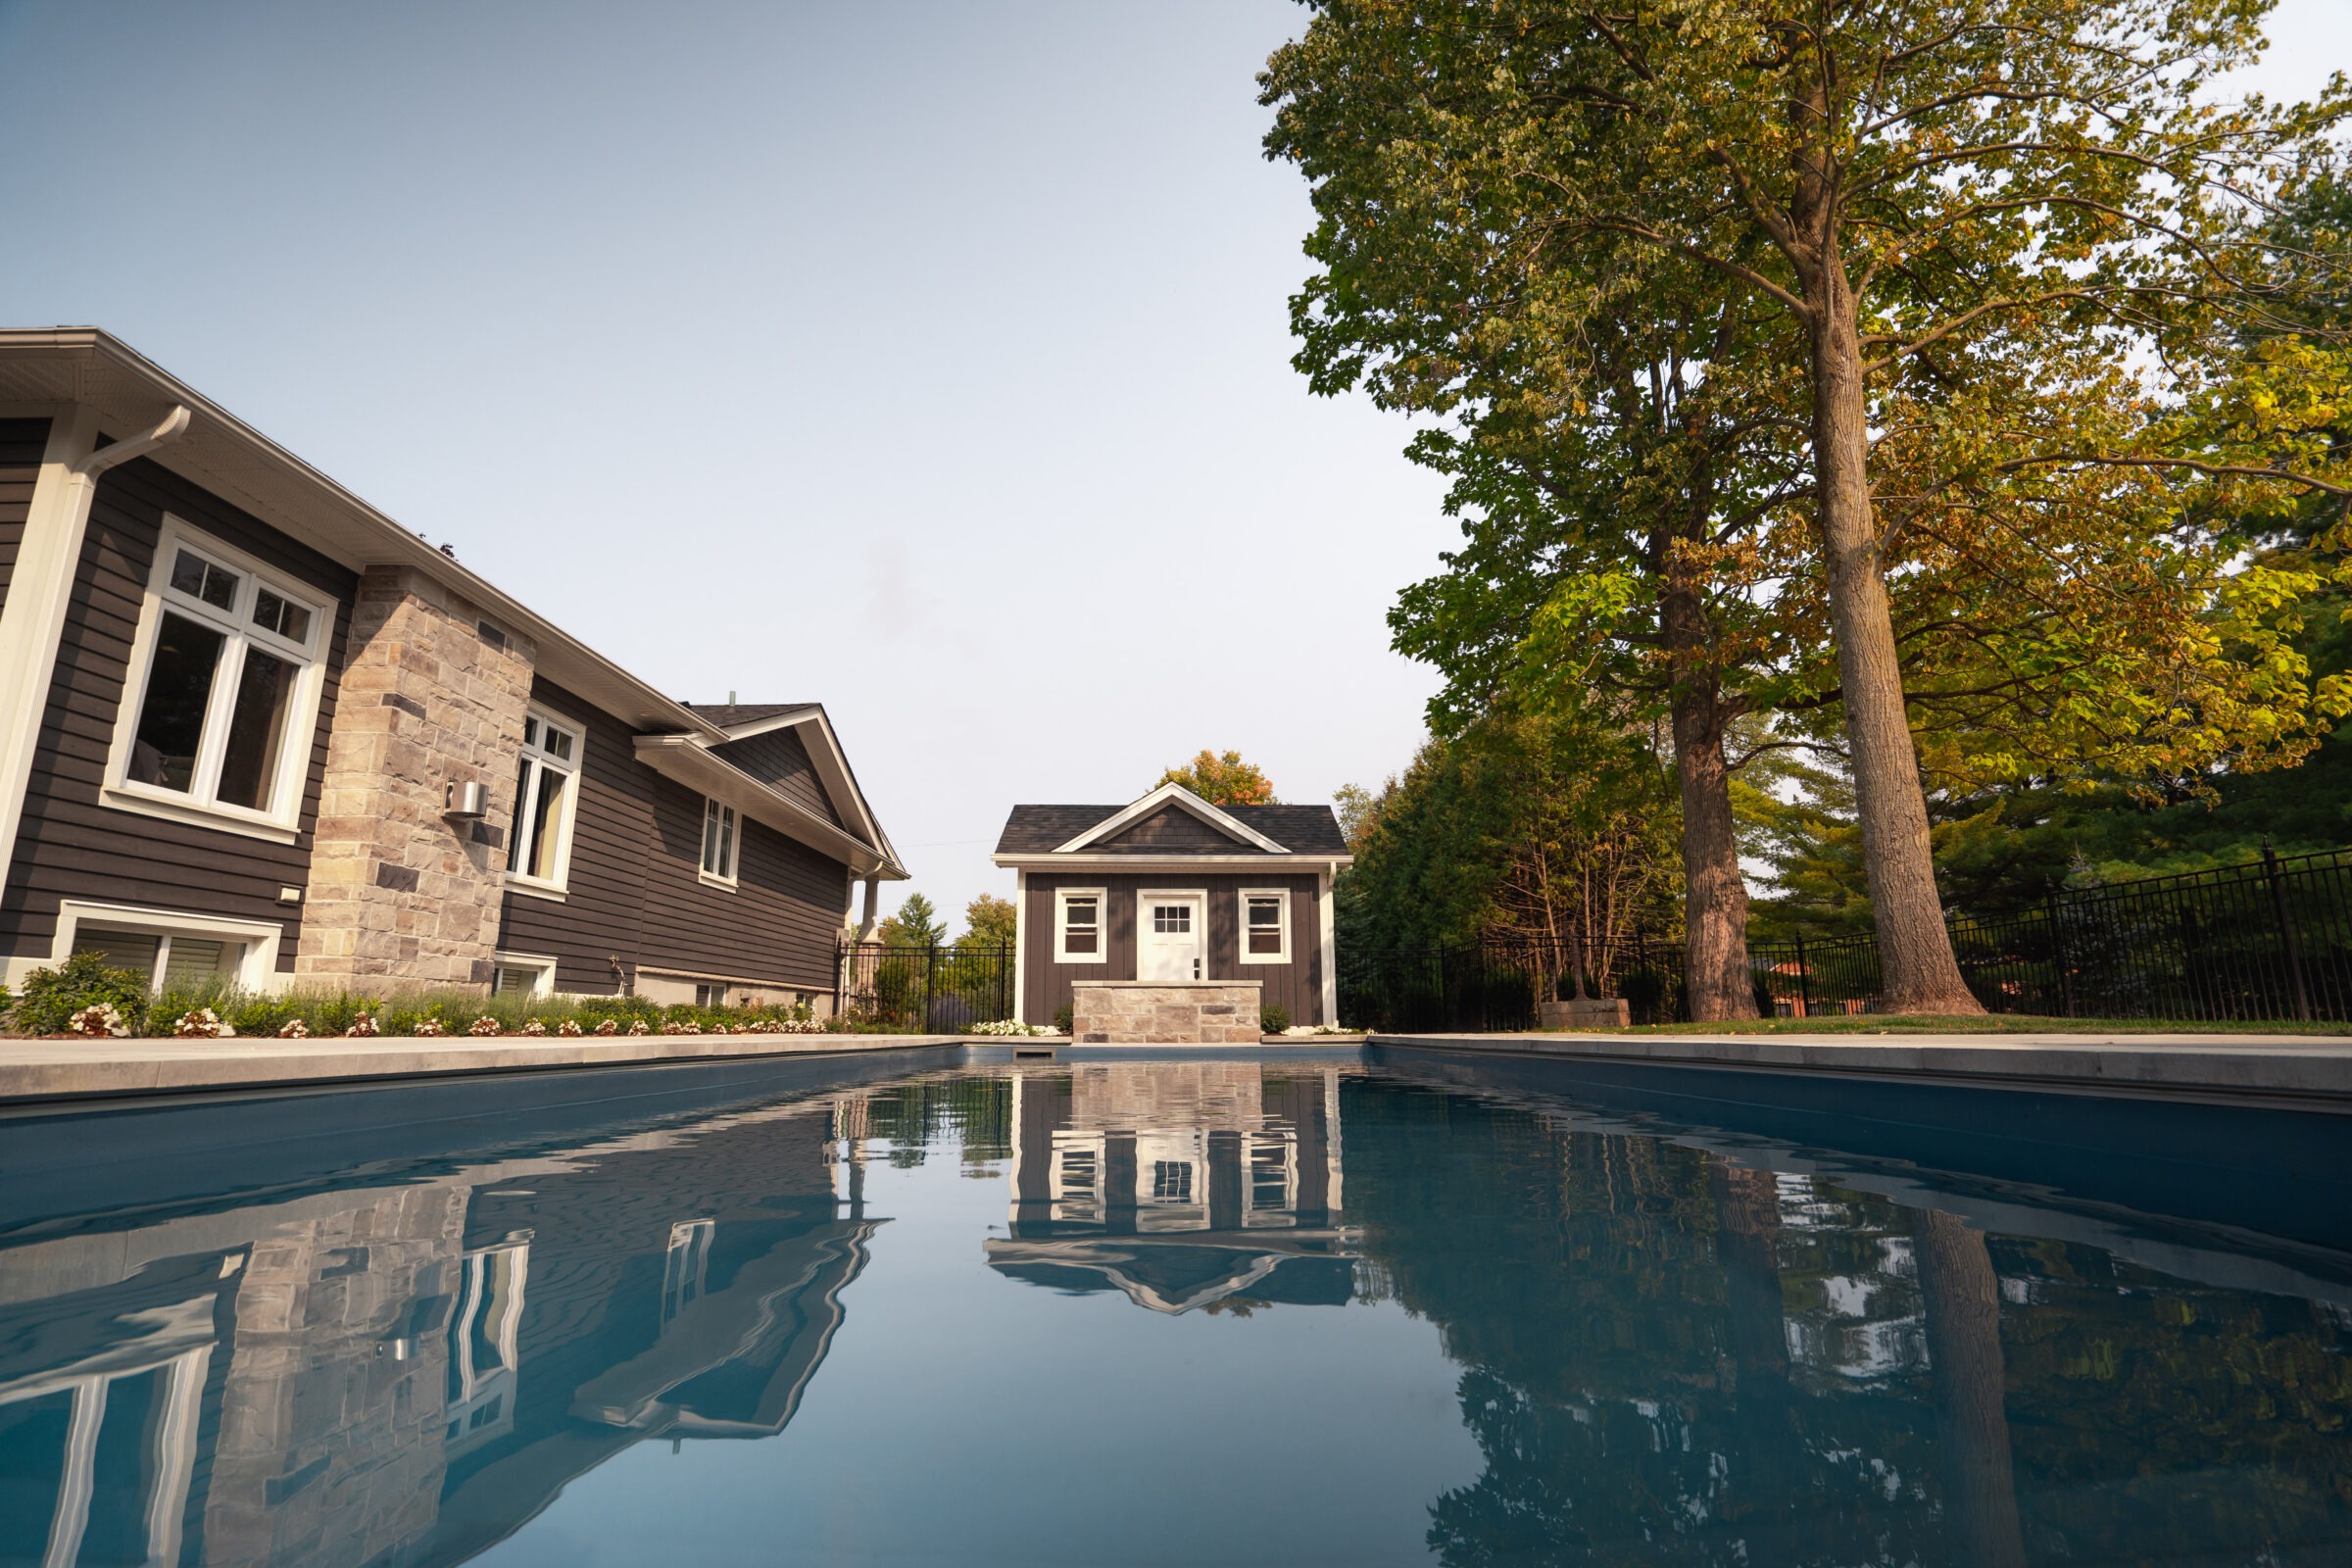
(636, 771), (851, 992)
(710, 727), (842, 826)
(495, 677), (651, 994)
(0, 417), (49, 605)
(1021, 870), (1324, 1027)
(499, 677), (852, 997)
(0, 455), (357, 968)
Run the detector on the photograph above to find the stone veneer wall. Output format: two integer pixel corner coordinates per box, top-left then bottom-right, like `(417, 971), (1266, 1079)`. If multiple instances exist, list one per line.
(1071, 981), (1264, 1044)
(297, 564), (536, 989)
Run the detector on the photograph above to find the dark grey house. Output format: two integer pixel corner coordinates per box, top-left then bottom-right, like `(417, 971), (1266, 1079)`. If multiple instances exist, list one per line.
(0, 328), (905, 1010)
(992, 784), (1352, 1028)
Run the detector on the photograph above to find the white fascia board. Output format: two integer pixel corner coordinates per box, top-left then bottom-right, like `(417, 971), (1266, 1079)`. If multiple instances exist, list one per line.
(632, 735), (905, 877)
(993, 853), (1352, 871)
(0, 330), (726, 743)
(1051, 783), (1288, 856)
(714, 705), (895, 865)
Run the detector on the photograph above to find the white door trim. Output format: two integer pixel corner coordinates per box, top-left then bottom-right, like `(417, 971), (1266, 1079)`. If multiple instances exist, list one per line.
(1135, 887), (1206, 983)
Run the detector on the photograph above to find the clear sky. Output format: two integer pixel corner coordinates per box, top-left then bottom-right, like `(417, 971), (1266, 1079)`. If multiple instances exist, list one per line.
(2, 1), (2344, 933)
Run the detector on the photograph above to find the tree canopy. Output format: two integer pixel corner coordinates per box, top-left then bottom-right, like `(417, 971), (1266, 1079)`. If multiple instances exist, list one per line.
(1156, 749), (1279, 806)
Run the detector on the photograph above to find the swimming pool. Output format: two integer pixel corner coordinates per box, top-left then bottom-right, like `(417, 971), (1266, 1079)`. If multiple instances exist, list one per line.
(2, 1054), (2346, 1565)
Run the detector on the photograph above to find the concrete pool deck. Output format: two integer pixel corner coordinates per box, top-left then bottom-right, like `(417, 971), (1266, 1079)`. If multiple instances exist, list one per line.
(1369, 1030), (2352, 1111)
(4, 1027), (2350, 1111)
(0, 1031), (965, 1106)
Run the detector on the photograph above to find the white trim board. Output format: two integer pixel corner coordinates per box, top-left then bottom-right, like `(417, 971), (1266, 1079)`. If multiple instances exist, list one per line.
(995, 854), (1351, 871)
(1050, 784), (1289, 856)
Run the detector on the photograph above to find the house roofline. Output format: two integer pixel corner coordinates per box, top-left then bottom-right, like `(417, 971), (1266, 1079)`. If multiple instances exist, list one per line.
(1049, 783), (1290, 856)
(635, 734), (906, 879)
(0, 327), (727, 742)
(992, 854), (1350, 871)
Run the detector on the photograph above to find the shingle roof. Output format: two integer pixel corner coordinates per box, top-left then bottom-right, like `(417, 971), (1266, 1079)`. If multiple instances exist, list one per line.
(995, 803), (1350, 857)
(685, 703), (814, 728)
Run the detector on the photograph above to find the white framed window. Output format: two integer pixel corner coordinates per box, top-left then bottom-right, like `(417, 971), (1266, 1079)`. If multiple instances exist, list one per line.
(1239, 889), (1291, 964)
(490, 953), (557, 999)
(42, 899), (285, 993)
(700, 798), (739, 887)
(1054, 887), (1106, 963)
(508, 709), (582, 896)
(693, 981), (730, 1007)
(103, 517), (334, 840)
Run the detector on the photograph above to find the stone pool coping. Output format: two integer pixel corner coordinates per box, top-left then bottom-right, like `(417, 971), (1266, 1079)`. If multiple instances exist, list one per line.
(1368, 1030), (2352, 1111)
(0, 1032), (965, 1106)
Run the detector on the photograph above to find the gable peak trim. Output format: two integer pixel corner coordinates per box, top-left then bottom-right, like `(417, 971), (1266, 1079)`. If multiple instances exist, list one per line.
(1050, 783), (1288, 856)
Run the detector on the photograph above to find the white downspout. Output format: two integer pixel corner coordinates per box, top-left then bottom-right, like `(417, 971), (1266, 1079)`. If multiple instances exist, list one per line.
(1012, 869), (1028, 1023)
(0, 405), (191, 971)
(858, 876), (880, 941)
(1319, 862), (1339, 1028)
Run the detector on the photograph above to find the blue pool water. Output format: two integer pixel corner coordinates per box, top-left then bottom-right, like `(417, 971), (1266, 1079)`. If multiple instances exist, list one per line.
(1, 1054), (2347, 1566)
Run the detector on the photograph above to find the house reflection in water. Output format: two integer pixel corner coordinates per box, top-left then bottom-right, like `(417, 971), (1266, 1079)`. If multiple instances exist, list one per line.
(0, 1094), (880, 1567)
(985, 1063), (1357, 1314)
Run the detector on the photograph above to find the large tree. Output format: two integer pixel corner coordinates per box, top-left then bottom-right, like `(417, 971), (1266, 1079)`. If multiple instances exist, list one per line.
(1264, 0), (2348, 1010)
(1156, 749), (1279, 806)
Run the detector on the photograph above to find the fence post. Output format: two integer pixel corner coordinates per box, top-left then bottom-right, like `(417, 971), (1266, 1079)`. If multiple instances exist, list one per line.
(2047, 899), (2074, 1018)
(923, 944), (939, 1034)
(2264, 842), (2314, 1023)
(1793, 930), (1812, 1019)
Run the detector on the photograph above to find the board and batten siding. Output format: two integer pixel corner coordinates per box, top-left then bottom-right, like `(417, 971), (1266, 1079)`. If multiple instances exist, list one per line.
(499, 677), (854, 997)
(1019, 870), (1325, 1027)
(0, 456), (355, 969)
(710, 727), (842, 827)
(1093, 806), (1266, 855)
(0, 416), (50, 605)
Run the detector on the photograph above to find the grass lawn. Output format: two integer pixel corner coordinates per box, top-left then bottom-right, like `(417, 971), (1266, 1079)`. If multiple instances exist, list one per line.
(1592, 1015), (2352, 1037)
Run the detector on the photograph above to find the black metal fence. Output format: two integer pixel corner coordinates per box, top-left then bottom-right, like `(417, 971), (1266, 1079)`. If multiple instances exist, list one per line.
(1337, 845), (2352, 1030)
(838, 943), (1015, 1033)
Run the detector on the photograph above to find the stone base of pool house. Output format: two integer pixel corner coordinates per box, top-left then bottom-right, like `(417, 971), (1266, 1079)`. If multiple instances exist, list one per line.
(1071, 980), (1264, 1045)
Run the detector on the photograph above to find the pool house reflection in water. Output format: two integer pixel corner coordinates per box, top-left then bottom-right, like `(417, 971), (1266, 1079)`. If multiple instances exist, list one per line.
(988, 1063), (1355, 1313)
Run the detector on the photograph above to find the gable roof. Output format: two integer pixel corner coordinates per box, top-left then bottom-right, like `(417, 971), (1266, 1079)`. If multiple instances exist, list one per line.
(683, 701), (903, 876)
(994, 792), (1351, 860)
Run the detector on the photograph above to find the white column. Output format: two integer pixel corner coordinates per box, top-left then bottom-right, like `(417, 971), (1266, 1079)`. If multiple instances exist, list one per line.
(0, 408), (99, 940)
(1318, 864), (1339, 1027)
(1011, 869), (1027, 1022)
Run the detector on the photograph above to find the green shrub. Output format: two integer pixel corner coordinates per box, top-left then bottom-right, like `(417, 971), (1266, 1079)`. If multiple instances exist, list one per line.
(1053, 1002), (1074, 1034)
(1260, 1004), (1291, 1035)
(14, 951), (152, 1035)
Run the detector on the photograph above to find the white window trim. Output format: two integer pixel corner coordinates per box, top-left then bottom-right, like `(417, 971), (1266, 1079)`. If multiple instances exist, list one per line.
(698, 796), (740, 890)
(1238, 888), (1292, 965)
(505, 704), (584, 899)
(100, 514), (335, 844)
(1054, 886), (1107, 964)
(15, 899), (288, 994)
(491, 952), (560, 1000)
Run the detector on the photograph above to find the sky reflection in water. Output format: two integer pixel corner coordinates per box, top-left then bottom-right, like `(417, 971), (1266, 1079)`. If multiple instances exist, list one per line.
(1, 1060), (2347, 1567)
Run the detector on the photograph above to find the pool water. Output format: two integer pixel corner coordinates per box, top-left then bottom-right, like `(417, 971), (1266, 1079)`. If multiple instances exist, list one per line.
(2, 1057), (2347, 1566)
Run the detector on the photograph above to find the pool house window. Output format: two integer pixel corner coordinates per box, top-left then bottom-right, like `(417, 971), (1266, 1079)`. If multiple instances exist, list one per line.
(1055, 888), (1105, 962)
(509, 710), (580, 893)
(107, 520), (330, 834)
(1239, 890), (1290, 964)
(701, 799), (739, 885)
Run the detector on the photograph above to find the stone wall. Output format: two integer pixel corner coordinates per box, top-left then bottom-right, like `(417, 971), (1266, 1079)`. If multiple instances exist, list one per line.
(1071, 980), (1264, 1044)
(297, 564), (536, 989)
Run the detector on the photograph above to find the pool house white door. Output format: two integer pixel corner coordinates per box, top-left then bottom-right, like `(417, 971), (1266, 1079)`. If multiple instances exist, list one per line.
(1137, 892), (1205, 982)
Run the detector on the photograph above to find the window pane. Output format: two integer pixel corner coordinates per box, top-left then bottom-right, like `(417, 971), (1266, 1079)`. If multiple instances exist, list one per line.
(493, 966), (537, 996)
(170, 551), (209, 599)
(524, 716), (539, 747)
(73, 927), (161, 982)
(1066, 898), (1098, 925)
(718, 809), (735, 877)
(544, 726), (573, 762)
(513, 757), (538, 871)
(703, 799), (720, 873)
(215, 646), (296, 810)
(1249, 931), (1284, 955)
(1065, 929), (1098, 955)
(527, 768), (566, 880)
(1248, 900), (1281, 926)
(131, 612), (225, 792)
(252, 587), (312, 644)
(163, 936), (239, 989)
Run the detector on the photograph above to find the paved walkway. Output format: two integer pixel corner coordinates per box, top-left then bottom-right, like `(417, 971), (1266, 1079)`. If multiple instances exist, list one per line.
(0, 1031), (961, 1106)
(1368, 1031), (2352, 1109)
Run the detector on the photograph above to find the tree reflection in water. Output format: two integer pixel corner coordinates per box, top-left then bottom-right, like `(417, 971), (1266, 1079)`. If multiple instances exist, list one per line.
(1340, 1078), (2352, 1567)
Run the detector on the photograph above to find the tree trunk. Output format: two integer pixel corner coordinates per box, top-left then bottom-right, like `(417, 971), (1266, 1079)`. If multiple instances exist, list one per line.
(1913, 1208), (2029, 1568)
(1803, 285), (1983, 1012)
(1661, 583), (1758, 1021)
